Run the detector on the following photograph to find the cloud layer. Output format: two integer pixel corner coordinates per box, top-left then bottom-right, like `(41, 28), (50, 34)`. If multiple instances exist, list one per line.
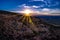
(11, 0), (60, 15)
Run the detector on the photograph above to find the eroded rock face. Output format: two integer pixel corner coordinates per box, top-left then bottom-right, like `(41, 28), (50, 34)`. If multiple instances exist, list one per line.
(0, 11), (60, 40)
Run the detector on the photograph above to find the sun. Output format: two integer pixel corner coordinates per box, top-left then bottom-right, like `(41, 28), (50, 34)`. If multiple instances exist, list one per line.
(23, 9), (32, 16)
(19, 9), (36, 31)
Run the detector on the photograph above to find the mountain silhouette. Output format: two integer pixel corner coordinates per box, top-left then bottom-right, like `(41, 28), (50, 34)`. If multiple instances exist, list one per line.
(0, 10), (60, 40)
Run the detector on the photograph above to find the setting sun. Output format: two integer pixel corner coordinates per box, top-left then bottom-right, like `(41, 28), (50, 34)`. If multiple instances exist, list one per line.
(23, 9), (32, 16)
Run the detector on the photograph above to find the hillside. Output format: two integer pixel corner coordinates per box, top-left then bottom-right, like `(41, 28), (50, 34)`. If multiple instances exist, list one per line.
(0, 10), (60, 40)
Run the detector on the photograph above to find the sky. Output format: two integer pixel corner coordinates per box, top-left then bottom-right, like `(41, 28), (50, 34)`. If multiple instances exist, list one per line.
(0, 0), (60, 15)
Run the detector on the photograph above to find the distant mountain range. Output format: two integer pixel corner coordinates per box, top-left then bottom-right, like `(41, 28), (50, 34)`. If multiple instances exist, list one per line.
(36, 16), (60, 25)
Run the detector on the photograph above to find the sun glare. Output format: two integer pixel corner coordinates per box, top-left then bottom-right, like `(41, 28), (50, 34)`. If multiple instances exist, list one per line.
(18, 9), (36, 31)
(23, 9), (32, 16)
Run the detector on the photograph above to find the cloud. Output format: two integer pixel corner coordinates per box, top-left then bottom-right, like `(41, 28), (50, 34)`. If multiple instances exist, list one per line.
(12, 3), (60, 15)
(31, 0), (44, 1)
(11, 8), (60, 15)
(18, 4), (26, 7)
(18, 4), (40, 9)
(51, 9), (60, 14)
(41, 8), (60, 15)
(18, 4), (31, 9)
(42, 8), (51, 12)
(30, 0), (60, 8)
(24, 6), (31, 8)
(32, 5), (40, 8)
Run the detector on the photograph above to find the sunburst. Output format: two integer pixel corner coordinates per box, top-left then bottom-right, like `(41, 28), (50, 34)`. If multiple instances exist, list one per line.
(18, 9), (38, 32)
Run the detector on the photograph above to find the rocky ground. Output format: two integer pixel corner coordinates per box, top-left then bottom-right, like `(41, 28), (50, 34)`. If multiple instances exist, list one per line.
(0, 11), (60, 40)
